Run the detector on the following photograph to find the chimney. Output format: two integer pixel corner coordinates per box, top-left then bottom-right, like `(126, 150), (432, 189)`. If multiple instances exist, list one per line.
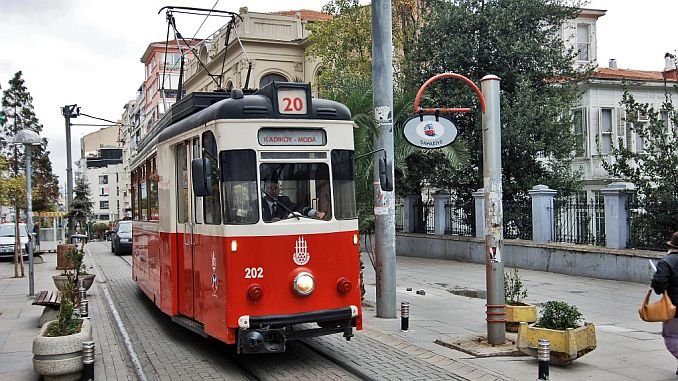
(608, 59), (617, 69)
(665, 52), (676, 71)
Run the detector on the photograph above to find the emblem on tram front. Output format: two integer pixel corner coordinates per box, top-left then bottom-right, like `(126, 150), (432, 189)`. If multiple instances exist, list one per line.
(211, 247), (219, 296)
(293, 236), (310, 266)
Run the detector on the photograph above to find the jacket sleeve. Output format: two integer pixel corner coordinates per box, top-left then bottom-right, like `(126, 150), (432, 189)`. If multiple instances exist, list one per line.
(652, 259), (672, 294)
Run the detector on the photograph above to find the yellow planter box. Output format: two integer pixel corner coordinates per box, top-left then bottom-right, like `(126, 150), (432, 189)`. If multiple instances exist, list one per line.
(516, 322), (596, 365)
(505, 304), (537, 332)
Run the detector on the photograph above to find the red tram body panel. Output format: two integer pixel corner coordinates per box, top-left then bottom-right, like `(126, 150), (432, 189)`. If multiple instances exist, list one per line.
(131, 82), (362, 353)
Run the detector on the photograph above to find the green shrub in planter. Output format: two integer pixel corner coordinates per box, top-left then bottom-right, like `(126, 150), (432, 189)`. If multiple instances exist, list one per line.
(504, 268), (528, 306)
(535, 300), (583, 330)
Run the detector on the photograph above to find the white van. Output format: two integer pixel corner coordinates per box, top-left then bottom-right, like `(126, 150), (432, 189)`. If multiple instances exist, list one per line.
(0, 223), (31, 259)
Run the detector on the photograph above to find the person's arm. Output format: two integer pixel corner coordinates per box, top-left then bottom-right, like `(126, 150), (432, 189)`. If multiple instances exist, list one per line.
(300, 206), (325, 219)
(652, 259), (672, 294)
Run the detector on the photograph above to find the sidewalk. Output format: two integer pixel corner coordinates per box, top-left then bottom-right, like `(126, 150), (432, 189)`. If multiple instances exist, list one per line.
(0, 251), (130, 381)
(360, 253), (677, 380)
(1, 247), (676, 380)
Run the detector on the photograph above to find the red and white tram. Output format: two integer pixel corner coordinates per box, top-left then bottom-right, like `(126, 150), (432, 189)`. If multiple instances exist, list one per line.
(130, 82), (362, 353)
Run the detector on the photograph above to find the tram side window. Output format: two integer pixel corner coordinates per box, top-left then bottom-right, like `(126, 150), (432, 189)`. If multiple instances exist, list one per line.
(140, 163), (148, 220)
(131, 170), (137, 220)
(202, 131), (221, 224)
(149, 157), (159, 221)
(177, 143), (189, 224)
(331, 150), (357, 219)
(220, 149), (258, 224)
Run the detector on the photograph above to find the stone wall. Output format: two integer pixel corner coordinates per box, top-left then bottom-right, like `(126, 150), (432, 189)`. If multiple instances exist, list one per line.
(394, 233), (662, 284)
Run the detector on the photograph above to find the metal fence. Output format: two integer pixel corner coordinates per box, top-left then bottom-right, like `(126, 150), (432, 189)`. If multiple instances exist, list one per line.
(395, 202), (404, 232)
(412, 198), (435, 234)
(503, 198), (532, 240)
(551, 197), (606, 246)
(445, 199), (475, 236)
(627, 196), (678, 251)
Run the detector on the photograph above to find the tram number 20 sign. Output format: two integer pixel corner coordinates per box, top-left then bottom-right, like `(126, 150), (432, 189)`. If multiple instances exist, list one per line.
(277, 88), (308, 114)
(403, 115), (458, 149)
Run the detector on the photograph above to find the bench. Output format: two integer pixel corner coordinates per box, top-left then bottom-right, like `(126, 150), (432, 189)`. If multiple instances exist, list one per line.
(32, 290), (61, 309)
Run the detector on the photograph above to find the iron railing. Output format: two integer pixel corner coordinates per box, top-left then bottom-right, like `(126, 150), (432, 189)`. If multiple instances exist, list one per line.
(413, 198), (435, 234)
(551, 197), (606, 246)
(503, 198), (532, 240)
(445, 199), (475, 237)
(627, 196), (678, 251)
(395, 202), (404, 232)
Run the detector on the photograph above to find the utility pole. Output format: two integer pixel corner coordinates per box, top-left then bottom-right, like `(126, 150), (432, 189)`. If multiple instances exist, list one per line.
(372, 0), (396, 318)
(481, 75), (506, 345)
(61, 104), (79, 238)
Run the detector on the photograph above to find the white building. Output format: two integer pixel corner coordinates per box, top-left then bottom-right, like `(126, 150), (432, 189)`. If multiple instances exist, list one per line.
(76, 126), (124, 224)
(568, 9), (678, 198)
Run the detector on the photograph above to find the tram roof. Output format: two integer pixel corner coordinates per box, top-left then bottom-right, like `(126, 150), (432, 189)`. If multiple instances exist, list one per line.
(133, 82), (352, 163)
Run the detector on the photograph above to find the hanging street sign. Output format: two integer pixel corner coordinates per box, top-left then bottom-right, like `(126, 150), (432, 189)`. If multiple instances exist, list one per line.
(403, 114), (458, 149)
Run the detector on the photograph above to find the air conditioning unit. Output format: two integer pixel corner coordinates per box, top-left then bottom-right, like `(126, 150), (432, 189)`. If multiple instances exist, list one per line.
(637, 113), (649, 122)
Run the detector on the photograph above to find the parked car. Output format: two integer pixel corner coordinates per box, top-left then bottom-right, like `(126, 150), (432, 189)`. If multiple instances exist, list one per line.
(0, 223), (31, 260)
(111, 221), (132, 255)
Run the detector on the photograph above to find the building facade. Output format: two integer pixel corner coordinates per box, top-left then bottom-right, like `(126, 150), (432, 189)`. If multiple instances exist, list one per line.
(183, 8), (330, 94)
(76, 127), (124, 223)
(568, 9), (678, 199)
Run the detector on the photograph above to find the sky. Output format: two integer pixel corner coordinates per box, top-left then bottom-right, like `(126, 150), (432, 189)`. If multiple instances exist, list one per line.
(0, 0), (675, 198)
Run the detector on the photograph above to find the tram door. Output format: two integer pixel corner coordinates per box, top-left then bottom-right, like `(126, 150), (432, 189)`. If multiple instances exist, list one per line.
(176, 139), (199, 318)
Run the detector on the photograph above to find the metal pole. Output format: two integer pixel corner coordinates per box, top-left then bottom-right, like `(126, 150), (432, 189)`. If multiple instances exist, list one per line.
(480, 75), (505, 345)
(25, 144), (34, 296)
(372, 0), (396, 318)
(63, 105), (76, 238)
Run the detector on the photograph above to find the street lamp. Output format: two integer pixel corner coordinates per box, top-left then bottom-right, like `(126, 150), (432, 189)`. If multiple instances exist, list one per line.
(13, 129), (41, 296)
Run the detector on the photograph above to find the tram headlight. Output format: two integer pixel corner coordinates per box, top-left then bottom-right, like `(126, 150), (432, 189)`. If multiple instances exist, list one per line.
(293, 272), (315, 296)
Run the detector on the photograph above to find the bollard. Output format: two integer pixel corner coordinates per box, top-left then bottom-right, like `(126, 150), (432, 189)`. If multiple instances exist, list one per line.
(80, 299), (89, 318)
(537, 338), (550, 380)
(79, 279), (86, 300)
(82, 340), (95, 381)
(400, 302), (410, 331)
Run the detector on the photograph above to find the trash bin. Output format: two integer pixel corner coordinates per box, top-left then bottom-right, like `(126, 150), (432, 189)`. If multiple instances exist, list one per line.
(56, 243), (76, 270)
(70, 234), (88, 245)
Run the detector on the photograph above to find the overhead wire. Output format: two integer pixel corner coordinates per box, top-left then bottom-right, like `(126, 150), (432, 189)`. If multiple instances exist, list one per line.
(161, 1), (222, 97)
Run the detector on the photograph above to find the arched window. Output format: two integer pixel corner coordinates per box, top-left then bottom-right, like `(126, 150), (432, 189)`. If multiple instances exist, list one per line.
(259, 73), (288, 89)
(225, 80), (234, 91)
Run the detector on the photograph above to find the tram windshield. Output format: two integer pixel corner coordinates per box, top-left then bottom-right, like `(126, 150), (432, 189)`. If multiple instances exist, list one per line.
(260, 163), (332, 222)
(220, 149), (357, 224)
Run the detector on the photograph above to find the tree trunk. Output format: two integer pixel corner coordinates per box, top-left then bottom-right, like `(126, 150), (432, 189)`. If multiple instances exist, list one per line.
(13, 203), (25, 278)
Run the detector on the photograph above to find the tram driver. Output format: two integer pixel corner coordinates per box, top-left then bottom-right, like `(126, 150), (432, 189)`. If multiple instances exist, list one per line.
(262, 181), (326, 222)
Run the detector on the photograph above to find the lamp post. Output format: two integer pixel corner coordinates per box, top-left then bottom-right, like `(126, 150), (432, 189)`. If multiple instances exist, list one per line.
(13, 129), (42, 296)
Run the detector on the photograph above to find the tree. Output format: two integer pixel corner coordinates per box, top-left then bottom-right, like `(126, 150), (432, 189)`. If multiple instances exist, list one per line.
(403, 0), (586, 204)
(69, 178), (93, 234)
(307, 1), (467, 232)
(0, 71), (60, 212)
(601, 88), (678, 248)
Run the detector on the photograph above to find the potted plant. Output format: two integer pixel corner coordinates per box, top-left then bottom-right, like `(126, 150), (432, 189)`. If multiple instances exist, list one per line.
(504, 268), (537, 332)
(516, 300), (597, 365)
(33, 264), (92, 380)
(53, 244), (95, 292)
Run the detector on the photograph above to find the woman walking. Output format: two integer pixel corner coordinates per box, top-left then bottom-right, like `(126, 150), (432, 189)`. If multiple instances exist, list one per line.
(652, 231), (678, 375)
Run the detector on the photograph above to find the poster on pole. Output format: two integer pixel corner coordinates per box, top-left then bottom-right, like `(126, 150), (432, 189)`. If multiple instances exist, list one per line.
(403, 115), (458, 149)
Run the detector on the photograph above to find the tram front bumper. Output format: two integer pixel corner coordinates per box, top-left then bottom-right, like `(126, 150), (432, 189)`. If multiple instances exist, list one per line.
(237, 306), (358, 354)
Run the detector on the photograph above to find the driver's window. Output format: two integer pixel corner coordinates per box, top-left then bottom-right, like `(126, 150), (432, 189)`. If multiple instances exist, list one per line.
(220, 149), (258, 224)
